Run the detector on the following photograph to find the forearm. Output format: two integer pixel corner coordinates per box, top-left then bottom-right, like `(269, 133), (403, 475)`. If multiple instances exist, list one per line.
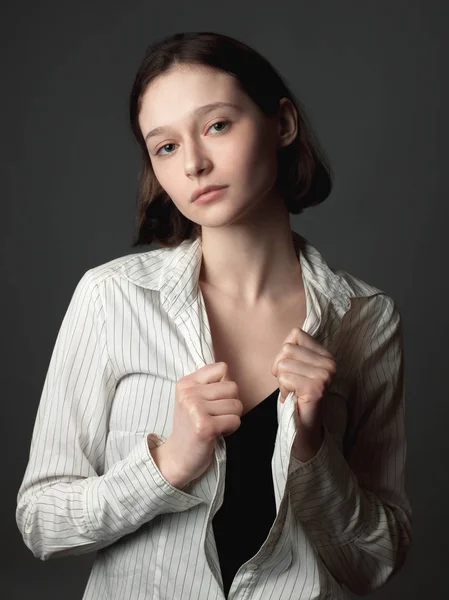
(16, 434), (203, 561)
(288, 426), (412, 594)
(290, 423), (324, 463)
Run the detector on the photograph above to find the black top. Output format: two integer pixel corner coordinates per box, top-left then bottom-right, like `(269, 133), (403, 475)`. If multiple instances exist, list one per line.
(212, 387), (279, 599)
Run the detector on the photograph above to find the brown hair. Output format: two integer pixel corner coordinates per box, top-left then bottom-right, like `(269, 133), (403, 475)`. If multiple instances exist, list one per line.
(129, 31), (333, 248)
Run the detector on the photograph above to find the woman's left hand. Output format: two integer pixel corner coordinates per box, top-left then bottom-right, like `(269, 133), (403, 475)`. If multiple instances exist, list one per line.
(271, 327), (337, 439)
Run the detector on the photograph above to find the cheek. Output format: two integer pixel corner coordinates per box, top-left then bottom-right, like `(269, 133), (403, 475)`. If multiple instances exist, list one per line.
(247, 121), (278, 168)
(225, 129), (277, 186)
(150, 161), (180, 198)
(245, 137), (279, 189)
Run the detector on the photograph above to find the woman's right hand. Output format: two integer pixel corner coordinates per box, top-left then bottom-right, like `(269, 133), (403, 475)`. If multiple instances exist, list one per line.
(160, 362), (243, 485)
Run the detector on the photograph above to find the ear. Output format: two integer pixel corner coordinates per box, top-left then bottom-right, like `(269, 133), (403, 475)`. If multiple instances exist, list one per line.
(277, 97), (298, 149)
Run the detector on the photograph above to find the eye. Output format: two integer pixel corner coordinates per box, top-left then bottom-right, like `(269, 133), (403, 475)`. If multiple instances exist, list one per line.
(209, 120), (230, 133)
(155, 143), (176, 157)
(154, 120), (231, 156)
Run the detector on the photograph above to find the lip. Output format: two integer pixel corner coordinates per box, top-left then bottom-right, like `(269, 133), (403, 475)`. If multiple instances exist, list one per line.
(193, 187), (228, 205)
(191, 185), (228, 203)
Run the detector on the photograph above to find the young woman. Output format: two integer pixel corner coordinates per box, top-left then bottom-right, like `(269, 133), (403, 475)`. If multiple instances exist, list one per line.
(16, 31), (412, 600)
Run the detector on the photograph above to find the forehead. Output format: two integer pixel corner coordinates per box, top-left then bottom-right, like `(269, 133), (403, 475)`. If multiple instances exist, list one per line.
(138, 65), (249, 130)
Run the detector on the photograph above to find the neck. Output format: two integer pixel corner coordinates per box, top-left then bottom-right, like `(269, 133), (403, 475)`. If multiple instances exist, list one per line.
(198, 208), (304, 310)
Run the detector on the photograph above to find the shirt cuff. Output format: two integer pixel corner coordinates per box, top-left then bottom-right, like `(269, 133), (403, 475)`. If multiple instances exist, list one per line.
(142, 434), (206, 503)
(84, 433), (205, 541)
(287, 424), (371, 546)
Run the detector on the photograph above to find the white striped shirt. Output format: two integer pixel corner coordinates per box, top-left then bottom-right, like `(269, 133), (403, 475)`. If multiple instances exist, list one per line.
(16, 231), (412, 599)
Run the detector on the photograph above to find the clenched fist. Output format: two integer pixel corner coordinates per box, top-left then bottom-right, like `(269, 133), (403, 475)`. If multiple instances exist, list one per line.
(271, 327), (336, 460)
(153, 362), (243, 487)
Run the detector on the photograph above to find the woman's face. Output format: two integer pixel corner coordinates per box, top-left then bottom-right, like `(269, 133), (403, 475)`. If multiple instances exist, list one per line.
(138, 64), (293, 228)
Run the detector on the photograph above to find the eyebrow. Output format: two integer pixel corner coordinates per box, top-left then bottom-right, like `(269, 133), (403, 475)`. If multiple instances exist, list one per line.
(144, 102), (242, 142)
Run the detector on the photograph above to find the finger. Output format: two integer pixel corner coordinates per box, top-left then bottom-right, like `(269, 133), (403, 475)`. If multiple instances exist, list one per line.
(272, 344), (336, 377)
(276, 357), (334, 382)
(185, 361), (230, 385)
(283, 327), (334, 359)
(205, 398), (243, 416)
(278, 372), (327, 403)
(281, 345), (337, 372)
(279, 382), (291, 403)
(278, 373), (317, 404)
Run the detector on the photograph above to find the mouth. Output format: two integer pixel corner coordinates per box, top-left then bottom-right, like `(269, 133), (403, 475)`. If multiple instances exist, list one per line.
(193, 186), (228, 205)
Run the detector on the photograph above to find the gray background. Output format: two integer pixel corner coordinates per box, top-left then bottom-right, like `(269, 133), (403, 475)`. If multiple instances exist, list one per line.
(2, 0), (447, 598)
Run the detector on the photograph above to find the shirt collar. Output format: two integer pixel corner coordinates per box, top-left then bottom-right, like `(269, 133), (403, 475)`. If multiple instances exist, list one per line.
(117, 230), (366, 320)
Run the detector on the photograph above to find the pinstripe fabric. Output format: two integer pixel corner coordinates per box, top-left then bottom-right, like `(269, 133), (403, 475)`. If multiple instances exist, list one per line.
(16, 231), (412, 599)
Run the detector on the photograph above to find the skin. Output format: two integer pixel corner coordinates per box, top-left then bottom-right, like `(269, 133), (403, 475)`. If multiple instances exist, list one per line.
(139, 64), (335, 462)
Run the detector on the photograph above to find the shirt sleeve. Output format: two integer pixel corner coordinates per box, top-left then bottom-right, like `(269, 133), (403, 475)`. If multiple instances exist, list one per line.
(287, 295), (412, 595)
(16, 269), (204, 561)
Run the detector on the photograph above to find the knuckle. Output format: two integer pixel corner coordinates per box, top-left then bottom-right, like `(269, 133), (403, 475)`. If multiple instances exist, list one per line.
(319, 368), (330, 382)
(178, 376), (193, 390)
(229, 381), (239, 396)
(316, 369), (329, 382)
(234, 399), (243, 414)
(278, 358), (287, 370)
(328, 358), (337, 373)
(316, 380), (326, 395)
(187, 400), (201, 415)
(196, 418), (211, 439)
(231, 414), (242, 429)
(178, 388), (190, 404)
(282, 342), (292, 354)
(279, 374), (289, 386)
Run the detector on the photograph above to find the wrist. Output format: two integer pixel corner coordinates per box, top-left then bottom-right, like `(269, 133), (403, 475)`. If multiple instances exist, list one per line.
(292, 424), (324, 462)
(148, 437), (191, 490)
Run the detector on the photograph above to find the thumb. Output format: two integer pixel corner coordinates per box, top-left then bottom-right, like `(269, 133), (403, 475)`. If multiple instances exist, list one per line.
(219, 361), (231, 382)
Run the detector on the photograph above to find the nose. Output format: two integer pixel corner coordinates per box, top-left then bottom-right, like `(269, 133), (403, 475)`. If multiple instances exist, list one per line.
(184, 139), (212, 177)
